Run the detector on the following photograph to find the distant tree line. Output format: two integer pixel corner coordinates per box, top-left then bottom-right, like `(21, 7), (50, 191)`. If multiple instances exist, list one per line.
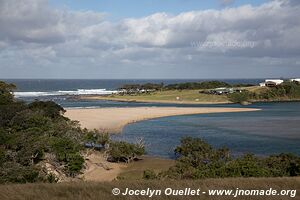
(119, 83), (164, 91)
(144, 137), (300, 180)
(119, 81), (254, 92)
(164, 81), (231, 90)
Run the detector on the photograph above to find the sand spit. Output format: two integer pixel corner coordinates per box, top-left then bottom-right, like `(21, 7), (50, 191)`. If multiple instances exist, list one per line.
(65, 107), (260, 133)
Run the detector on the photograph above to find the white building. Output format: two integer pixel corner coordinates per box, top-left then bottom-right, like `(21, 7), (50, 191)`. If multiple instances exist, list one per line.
(259, 79), (284, 87)
(289, 78), (300, 83)
(259, 82), (266, 87)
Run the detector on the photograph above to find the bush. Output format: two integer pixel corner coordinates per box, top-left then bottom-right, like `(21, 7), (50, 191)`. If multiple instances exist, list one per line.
(143, 170), (157, 180)
(161, 137), (300, 179)
(0, 163), (40, 184)
(46, 173), (58, 183)
(228, 91), (254, 103)
(107, 141), (145, 163)
(84, 130), (110, 148)
(28, 101), (66, 119)
(50, 137), (82, 162)
(0, 81), (16, 105)
(67, 154), (85, 176)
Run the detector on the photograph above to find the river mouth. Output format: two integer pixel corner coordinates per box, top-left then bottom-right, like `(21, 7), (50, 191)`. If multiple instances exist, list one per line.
(112, 102), (300, 159)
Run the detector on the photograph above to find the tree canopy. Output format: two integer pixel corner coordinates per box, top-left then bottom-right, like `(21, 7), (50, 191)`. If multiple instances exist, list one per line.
(158, 137), (300, 179)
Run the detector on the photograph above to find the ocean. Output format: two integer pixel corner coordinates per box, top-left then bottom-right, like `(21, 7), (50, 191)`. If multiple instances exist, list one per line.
(3, 79), (300, 158)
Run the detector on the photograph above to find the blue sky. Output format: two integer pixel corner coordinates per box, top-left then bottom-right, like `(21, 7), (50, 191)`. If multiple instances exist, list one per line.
(49, 0), (269, 20)
(0, 0), (299, 79)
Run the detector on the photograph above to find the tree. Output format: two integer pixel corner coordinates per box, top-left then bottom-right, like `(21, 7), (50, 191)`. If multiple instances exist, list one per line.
(161, 137), (300, 180)
(107, 141), (145, 163)
(0, 81), (16, 105)
(0, 81), (87, 183)
(228, 91), (254, 103)
(67, 154), (84, 177)
(28, 101), (66, 119)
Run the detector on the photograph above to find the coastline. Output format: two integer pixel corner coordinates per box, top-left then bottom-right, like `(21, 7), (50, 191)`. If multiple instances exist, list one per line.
(65, 107), (260, 133)
(77, 95), (231, 104)
(78, 95), (300, 105)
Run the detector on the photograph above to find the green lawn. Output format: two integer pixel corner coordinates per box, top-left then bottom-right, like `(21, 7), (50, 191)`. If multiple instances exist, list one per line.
(86, 90), (230, 104)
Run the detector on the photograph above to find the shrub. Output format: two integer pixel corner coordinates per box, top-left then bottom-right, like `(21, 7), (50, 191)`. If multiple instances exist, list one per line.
(0, 81), (86, 183)
(143, 170), (157, 180)
(28, 101), (66, 119)
(107, 141), (145, 163)
(67, 154), (85, 176)
(162, 137), (300, 179)
(228, 91), (254, 103)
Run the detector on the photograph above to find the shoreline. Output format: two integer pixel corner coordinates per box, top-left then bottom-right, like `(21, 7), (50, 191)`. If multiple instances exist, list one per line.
(77, 95), (231, 104)
(65, 107), (260, 133)
(77, 95), (300, 105)
(79, 151), (174, 182)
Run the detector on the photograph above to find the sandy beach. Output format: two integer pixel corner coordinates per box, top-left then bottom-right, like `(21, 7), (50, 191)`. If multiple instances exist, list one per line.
(65, 107), (260, 133)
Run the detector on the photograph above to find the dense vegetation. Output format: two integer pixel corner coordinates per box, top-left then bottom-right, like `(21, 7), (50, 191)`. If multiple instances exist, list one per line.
(107, 140), (145, 163)
(0, 81), (145, 184)
(144, 137), (300, 180)
(119, 83), (164, 91)
(229, 81), (300, 103)
(119, 81), (254, 92)
(164, 81), (231, 90)
(0, 81), (86, 183)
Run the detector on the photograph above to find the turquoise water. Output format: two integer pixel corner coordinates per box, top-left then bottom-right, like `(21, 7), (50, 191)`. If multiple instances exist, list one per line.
(113, 102), (300, 158)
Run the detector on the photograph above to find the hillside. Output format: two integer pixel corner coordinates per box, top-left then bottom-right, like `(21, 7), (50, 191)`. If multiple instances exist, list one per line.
(81, 81), (300, 104)
(81, 89), (230, 104)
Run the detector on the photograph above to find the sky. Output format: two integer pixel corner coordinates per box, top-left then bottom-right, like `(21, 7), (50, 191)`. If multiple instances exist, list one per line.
(0, 0), (300, 79)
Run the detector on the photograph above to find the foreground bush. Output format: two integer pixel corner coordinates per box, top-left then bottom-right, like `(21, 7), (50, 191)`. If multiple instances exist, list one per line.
(158, 137), (300, 179)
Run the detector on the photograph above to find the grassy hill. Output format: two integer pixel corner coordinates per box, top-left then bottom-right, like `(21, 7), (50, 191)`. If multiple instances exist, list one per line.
(82, 82), (300, 105)
(82, 89), (230, 104)
(0, 177), (299, 200)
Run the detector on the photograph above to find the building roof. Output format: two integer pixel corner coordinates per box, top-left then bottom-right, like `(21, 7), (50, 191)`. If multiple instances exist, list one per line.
(265, 79), (284, 84)
(290, 78), (300, 82)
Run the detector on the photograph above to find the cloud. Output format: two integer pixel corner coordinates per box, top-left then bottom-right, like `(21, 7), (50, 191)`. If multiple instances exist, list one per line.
(0, 0), (300, 78)
(220, 0), (235, 6)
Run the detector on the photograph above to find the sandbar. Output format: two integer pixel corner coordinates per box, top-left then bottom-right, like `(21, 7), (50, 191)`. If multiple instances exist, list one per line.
(65, 107), (260, 133)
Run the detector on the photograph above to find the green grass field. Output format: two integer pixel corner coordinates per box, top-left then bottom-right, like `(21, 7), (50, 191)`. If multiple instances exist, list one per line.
(1, 177), (298, 200)
(84, 89), (231, 104)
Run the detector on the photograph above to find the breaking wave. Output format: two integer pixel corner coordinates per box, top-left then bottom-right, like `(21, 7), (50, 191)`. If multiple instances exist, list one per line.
(13, 89), (119, 98)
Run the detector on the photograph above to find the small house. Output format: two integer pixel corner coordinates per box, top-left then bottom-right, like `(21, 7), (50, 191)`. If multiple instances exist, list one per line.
(259, 79), (284, 87)
(289, 78), (300, 83)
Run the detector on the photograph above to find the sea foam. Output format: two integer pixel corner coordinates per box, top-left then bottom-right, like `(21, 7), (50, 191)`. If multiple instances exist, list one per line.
(13, 89), (118, 97)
